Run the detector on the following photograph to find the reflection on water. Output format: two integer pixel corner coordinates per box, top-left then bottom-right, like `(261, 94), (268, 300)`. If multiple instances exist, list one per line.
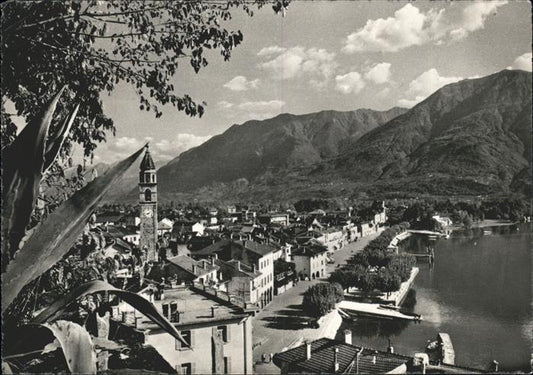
(337, 223), (531, 372)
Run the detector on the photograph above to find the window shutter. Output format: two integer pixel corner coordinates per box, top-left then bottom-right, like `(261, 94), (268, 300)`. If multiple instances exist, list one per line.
(175, 365), (181, 374)
(226, 325), (231, 343)
(227, 356), (231, 374)
(191, 362), (196, 375)
(190, 329), (195, 348)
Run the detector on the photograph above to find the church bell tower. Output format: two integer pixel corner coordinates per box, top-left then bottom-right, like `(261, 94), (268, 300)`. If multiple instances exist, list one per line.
(139, 145), (158, 262)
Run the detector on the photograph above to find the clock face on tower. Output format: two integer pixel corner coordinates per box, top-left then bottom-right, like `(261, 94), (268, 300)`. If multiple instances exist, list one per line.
(143, 208), (153, 218)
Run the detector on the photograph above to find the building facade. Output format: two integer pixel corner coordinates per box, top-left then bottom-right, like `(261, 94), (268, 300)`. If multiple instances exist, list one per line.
(116, 286), (254, 374)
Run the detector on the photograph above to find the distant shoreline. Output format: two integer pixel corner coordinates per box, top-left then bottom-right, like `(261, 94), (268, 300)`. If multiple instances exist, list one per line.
(469, 219), (517, 228)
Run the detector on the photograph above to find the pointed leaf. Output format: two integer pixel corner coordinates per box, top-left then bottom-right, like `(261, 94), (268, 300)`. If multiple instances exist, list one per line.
(2, 362), (13, 374)
(1, 87), (66, 267)
(43, 321), (97, 374)
(2, 145), (146, 312)
(44, 104), (80, 171)
(5, 321), (96, 374)
(32, 280), (188, 347)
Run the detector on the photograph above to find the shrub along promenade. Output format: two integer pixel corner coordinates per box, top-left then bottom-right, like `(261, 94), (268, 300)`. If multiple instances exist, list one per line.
(328, 222), (416, 298)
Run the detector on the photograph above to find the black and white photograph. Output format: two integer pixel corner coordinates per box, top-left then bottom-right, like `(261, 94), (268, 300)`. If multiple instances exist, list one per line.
(1, 0), (531, 374)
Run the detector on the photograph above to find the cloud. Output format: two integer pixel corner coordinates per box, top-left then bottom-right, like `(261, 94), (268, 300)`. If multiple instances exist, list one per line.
(364, 62), (392, 84)
(343, 2), (507, 53)
(507, 52), (532, 72)
(335, 72), (365, 94)
(218, 99), (285, 122)
(257, 46), (287, 56)
(397, 97), (425, 108)
(376, 87), (391, 98)
(96, 134), (210, 164)
(223, 76), (260, 91)
(258, 46), (337, 87)
(397, 68), (464, 107)
(152, 134), (212, 161)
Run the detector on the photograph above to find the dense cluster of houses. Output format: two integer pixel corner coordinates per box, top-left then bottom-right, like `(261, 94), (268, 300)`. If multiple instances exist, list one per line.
(86, 202), (388, 372)
(93, 201), (388, 296)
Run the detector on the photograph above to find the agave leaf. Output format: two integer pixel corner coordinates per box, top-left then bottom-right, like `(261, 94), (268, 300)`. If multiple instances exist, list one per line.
(32, 279), (188, 347)
(1, 86), (66, 267)
(2, 361), (13, 374)
(44, 103), (80, 171)
(2, 145), (146, 313)
(5, 321), (97, 374)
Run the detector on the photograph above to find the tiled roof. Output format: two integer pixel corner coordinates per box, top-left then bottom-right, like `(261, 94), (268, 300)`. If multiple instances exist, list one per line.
(241, 240), (277, 256)
(192, 239), (231, 256)
(166, 255), (218, 276)
(292, 244), (328, 257)
(273, 338), (411, 374)
(215, 259), (261, 279)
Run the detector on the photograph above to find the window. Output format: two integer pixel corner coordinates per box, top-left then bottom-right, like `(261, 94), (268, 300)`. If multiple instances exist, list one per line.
(224, 357), (231, 374)
(170, 302), (178, 322)
(179, 363), (192, 375)
(144, 189), (152, 201)
(176, 330), (192, 350)
(217, 325), (229, 342)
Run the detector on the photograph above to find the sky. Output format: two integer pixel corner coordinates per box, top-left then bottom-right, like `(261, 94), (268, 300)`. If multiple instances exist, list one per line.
(77, 1), (532, 164)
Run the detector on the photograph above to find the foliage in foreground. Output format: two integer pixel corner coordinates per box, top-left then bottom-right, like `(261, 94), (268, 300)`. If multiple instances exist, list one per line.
(1, 88), (187, 373)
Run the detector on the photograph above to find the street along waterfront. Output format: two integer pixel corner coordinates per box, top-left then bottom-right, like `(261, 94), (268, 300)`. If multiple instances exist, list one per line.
(335, 223), (531, 372)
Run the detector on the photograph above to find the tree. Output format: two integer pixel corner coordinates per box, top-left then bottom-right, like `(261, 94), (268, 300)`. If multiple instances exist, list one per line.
(1, 0), (289, 154)
(302, 283), (342, 318)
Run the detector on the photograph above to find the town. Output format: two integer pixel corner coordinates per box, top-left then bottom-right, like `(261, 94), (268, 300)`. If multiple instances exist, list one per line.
(29, 147), (511, 374)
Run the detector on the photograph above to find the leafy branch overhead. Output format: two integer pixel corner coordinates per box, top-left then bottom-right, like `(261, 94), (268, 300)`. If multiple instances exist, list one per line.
(1, 0), (290, 155)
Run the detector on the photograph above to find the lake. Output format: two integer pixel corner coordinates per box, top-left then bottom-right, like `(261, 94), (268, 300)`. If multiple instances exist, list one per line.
(335, 223), (532, 372)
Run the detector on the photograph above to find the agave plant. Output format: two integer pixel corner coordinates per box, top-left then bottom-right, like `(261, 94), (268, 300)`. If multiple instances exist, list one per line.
(2, 88), (186, 373)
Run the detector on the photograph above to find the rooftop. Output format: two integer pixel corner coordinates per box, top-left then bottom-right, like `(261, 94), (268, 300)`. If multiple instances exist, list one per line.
(241, 240), (278, 256)
(273, 338), (411, 374)
(292, 244), (328, 257)
(166, 255), (218, 277)
(135, 286), (249, 330)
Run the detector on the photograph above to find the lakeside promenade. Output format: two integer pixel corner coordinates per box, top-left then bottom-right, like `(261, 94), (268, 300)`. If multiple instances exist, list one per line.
(252, 228), (385, 374)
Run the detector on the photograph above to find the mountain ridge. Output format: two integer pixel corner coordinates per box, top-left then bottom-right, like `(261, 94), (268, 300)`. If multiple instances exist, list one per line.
(105, 69), (532, 203)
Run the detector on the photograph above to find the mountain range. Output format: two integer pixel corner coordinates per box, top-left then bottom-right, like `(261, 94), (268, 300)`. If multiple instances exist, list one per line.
(105, 69), (532, 203)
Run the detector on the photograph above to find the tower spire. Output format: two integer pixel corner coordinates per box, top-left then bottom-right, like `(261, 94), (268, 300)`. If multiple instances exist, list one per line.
(139, 145), (158, 262)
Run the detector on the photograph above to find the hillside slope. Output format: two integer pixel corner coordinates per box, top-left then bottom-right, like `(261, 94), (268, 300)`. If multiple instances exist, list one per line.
(156, 107), (406, 195)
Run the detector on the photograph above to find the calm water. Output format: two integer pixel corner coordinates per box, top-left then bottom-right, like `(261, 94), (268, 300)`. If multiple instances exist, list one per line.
(336, 224), (532, 372)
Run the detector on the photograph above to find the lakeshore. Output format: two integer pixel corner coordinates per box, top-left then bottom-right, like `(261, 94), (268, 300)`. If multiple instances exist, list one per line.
(339, 223), (531, 372)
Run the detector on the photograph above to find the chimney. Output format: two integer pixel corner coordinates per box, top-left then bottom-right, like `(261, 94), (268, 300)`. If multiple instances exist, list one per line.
(333, 347), (339, 373)
(236, 261), (241, 271)
(211, 256), (216, 266)
(252, 264), (257, 273)
(305, 341), (312, 360)
(387, 339), (394, 354)
(491, 360), (499, 372)
(344, 329), (352, 345)
(192, 264), (197, 274)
